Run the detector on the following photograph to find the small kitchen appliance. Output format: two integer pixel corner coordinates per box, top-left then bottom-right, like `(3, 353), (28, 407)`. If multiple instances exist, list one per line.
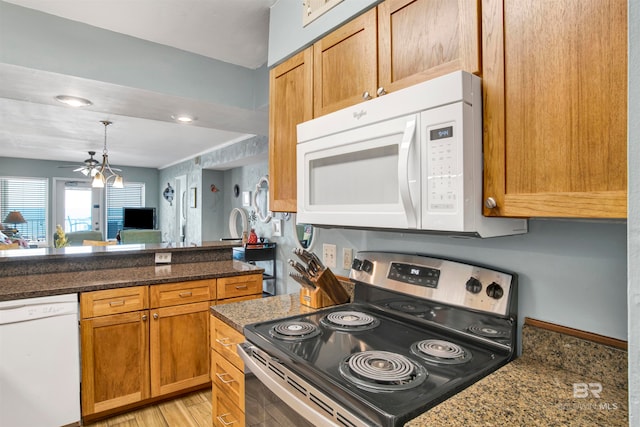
(296, 70), (527, 237)
(239, 251), (518, 426)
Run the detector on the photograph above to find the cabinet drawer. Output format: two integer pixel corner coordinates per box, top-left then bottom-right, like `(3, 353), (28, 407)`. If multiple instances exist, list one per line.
(150, 279), (216, 308)
(211, 316), (244, 370)
(80, 286), (148, 319)
(213, 389), (245, 427)
(212, 349), (245, 411)
(217, 274), (262, 300)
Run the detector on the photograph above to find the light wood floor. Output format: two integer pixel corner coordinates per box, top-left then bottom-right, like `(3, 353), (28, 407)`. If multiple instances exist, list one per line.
(83, 390), (212, 427)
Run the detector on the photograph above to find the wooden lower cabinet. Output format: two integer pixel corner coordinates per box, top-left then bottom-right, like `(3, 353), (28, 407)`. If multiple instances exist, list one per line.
(150, 301), (211, 396)
(211, 315), (246, 427)
(81, 310), (150, 416)
(81, 279), (217, 419)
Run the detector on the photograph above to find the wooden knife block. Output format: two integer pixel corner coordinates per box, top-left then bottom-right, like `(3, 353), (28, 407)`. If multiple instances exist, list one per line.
(299, 268), (350, 309)
(299, 286), (335, 309)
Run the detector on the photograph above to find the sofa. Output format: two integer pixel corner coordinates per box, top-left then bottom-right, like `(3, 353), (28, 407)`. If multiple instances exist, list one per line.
(55, 230), (103, 246)
(120, 229), (162, 244)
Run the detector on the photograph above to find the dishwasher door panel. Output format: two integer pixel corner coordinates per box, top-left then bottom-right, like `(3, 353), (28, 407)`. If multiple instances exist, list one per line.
(0, 294), (81, 427)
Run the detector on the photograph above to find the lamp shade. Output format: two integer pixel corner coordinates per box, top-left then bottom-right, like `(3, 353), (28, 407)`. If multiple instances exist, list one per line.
(3, 211), (27, 225)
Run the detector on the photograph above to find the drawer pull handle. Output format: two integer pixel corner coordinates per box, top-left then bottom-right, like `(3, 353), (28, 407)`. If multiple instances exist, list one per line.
(215, 337), (232, 347)
(215, 372), (237, 384)
(109, 300), (125, 307)
(217, 414), (237, 426)
(234, 285), (248, 290)
(179, 291), (193, 297)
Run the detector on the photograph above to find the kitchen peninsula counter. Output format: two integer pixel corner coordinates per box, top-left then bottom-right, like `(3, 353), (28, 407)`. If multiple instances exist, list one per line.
(0, 260), (262, 301)
(0, 241), (264, 301)
(211, 296), (629, 427)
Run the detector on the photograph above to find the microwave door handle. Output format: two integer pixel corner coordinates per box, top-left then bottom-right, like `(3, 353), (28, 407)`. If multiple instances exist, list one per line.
(399, 118), (417, 228)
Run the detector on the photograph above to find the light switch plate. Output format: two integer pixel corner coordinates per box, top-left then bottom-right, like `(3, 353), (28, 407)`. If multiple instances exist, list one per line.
(323, 243), (337, 268)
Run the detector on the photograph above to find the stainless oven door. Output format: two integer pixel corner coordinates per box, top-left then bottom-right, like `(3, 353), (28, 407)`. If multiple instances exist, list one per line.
(238, 343), (371, 427)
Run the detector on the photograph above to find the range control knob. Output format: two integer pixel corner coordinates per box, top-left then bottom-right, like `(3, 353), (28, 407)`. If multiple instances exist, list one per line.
(486, 282), (504, 299)
(465, 277), (482, 294)
(361, 259), (374, 274)
(351, 258), (363, 271)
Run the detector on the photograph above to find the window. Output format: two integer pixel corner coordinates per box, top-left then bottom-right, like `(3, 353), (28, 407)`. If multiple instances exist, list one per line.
(0, 177), (48, 242)
(106, 182), (145, 239)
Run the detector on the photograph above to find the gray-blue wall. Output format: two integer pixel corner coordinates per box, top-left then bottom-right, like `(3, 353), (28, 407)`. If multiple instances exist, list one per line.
(268, 0), (630, 343)
(0, 156), (159, 239)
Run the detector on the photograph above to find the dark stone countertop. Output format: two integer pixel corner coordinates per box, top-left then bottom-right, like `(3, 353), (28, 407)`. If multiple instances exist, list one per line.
(210, 297), (628, 426)
(0, 240), (239, 262)
(0, 260), (262, 301)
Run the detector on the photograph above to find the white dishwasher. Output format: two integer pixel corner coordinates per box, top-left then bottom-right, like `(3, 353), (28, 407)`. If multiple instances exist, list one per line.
(0, 293), (81, 427)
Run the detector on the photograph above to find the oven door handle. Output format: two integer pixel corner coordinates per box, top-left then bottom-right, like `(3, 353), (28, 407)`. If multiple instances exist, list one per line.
(238, 344), (344, 427)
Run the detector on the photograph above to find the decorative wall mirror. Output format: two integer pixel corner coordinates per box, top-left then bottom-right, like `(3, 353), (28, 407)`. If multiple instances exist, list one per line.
(228, 208), (248, 239)
(253, 175), (272, 223)
(290, 213), (316, 250)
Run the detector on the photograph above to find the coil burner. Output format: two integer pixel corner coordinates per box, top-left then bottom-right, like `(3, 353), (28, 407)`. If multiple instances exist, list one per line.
(320, 311), (380, 331)
(339, 351), (427, 392)
(269, 321), (321, 341)
(411, 339), (472, 365)
(468, 323), (510, 339)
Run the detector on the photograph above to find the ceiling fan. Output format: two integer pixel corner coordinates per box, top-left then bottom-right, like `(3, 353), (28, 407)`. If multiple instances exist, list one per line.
(58, 151), (104, 177)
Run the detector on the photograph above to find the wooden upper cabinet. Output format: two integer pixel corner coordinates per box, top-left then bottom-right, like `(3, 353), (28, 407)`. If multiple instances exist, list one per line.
(377, 0), (481, 93)
(269, 47), (313, 212)
(482, 0), (627, 218)
(313, 8), (378, 116)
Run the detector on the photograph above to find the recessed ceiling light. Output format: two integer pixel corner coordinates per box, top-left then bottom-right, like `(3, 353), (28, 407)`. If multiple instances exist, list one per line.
(172, 114), (197, 123)
(55, 95), (93, 107)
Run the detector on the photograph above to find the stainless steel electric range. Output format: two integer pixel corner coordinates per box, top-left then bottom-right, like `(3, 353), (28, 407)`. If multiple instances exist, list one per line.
(239, 252), (518, 427)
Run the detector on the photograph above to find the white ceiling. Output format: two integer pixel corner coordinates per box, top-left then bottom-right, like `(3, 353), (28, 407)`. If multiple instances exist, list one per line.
(0, 0), (277, 169)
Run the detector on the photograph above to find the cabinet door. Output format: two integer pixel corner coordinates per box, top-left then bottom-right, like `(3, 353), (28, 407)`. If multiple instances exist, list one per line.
(150, 301), (210, 396)
(313, 8), (377, 116)
(269, 47), (313, 213)
(482, 0), (627, 218)
(378, 0), (480, 94)
(81, 311), (150, 416)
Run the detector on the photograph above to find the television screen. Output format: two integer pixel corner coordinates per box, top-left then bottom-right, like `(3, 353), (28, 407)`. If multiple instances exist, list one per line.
(123, 207), (156, 230)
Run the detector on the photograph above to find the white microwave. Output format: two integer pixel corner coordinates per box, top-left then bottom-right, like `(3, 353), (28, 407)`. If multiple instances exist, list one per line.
(296, 71), (527, 238)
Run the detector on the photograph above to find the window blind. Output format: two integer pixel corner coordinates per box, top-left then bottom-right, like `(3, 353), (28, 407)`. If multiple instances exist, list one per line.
(106, 182), (145, 239)
(0, 177), (48, 241)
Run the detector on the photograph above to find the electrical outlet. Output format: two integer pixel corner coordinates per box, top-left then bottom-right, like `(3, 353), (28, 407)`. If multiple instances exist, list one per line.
(342, 248), (353, 270)
(322, 243), (337, 268)
(155, 252), (172, 264)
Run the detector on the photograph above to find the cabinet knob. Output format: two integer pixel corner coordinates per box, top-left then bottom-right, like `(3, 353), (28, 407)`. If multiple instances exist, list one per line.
(362, 91), (372, 100)
(376, 87), (387, 96)
(484, 197), (497, 209)
(153, 313), (159, 320)
(142, 314), (147, 321)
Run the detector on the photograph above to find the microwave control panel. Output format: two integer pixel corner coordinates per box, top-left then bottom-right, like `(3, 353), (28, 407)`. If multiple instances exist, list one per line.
(425, 120), (459, 213)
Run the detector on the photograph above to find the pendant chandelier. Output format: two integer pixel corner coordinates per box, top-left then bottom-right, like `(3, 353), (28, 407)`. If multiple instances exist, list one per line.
(92, 120), (123, 188)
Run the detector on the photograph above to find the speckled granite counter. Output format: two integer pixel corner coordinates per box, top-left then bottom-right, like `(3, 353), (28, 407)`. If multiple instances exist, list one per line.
(211, 297), (628, 426)
(0, 260), (262, 301)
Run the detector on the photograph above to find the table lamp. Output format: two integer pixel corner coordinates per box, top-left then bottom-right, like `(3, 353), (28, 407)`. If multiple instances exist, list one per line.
(3, 211), (27, 234)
